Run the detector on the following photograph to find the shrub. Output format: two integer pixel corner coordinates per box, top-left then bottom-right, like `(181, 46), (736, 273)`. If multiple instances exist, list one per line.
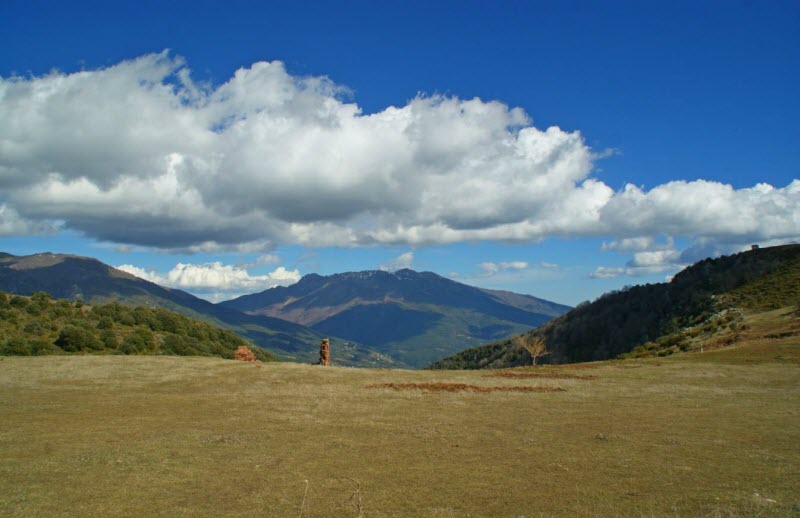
(97, 317), (114, 330)
(23, 321), (48, 336)
(55, 325), (102, 352)
(119, 328), (155, 354)
(1, 337), (33, 356)
(161, 334), (190, 355)
(118, 313), (136, 326)
(100, 329), (119, 349)
(31, 338), (61, 355)
(118, 340), (139, 355)
(9, 296), (28, 308)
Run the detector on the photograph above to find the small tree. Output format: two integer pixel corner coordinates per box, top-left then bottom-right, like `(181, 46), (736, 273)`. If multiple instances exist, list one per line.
(513, 334), (550, 366)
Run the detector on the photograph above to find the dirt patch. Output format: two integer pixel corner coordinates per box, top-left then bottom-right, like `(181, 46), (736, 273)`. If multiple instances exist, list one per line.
(486, 372), (598, 380)
(557, 362), (604, 369)
(365, 382), (565, 393)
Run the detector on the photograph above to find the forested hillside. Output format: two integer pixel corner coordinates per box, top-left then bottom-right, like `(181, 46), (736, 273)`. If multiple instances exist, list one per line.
(0, 290), (275, 361)
(430, 244), (800, 369)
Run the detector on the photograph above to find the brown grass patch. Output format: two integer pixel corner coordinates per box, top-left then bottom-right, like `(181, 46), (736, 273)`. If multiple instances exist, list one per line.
(556, 361), (604, 369)
(487, 372), (598, 380)
(365, 382), (565, 393)
(3, 355), (799, 517)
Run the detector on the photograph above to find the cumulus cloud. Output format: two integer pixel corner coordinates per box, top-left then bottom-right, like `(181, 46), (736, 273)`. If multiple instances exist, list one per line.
(379, 251), (414, 271)
(0, 204), (55, 236)
(115, 261), (300, 301)
(0, 52), (797, 253)
(115, 264), (164, 284)
(592, 238), (687, 279)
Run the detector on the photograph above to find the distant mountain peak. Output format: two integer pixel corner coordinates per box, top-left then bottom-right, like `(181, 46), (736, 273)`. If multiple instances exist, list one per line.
(332, 270), (386, 281)
(392, 268), (425, 280)
(220, 266), (570, 367)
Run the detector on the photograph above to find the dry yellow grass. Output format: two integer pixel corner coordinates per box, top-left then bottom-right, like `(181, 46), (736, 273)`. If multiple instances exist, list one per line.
(0, 346), (798, 517)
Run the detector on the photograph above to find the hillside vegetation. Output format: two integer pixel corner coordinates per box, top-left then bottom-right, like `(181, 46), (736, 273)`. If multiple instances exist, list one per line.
(1, 342), (797, 516)
(0, 291), (275, 361)
(430, 244), (800, 370)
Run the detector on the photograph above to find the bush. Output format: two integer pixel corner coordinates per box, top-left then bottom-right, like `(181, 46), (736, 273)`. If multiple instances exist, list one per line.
(31, 338), (61, 355)
(118, 313), (136, 326)
(55, 325), (103, 352)
(97, 317), (114, 330)
(161, 334), (195, 356)
(1, 337), (33, 356)
(23, 321), (48, 336)
(119, 328), (155, 354)
(9, 296), (28, 308)
(118, 339), (139, 355)
(100, 329), (119, 349)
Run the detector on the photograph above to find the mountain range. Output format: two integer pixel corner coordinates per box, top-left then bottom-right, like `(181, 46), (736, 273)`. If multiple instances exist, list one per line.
(0, 252), (569, 367)
(0, 252), (395, 367)
(220, 268), (570, 367)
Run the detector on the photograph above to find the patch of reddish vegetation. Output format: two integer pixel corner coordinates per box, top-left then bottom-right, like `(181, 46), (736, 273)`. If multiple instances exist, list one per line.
(234, 346), (260, 362)
(365, 382), (565, 393)
(487, 371), (598, 380)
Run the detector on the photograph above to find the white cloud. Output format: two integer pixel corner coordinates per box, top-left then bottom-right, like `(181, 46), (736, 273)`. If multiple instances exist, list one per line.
(115, 261), (300, 301)
(600, 181), (800, 241)
(628, 249), (682, 268)
(589, 267), (626, 279)
(115, 264), (164, 284)
(602, 236), (660, 252)
(238, 253), (282, 269)
(253, 254), (281, 266)
(592, 238), (687, 279)
(499, 261), (529, 270)
(379, 251), (414, 271)
(478, 260), (530, 276)
(165, 262), (299, 290)
(0, 52), (797, 253)
(478, 262), (499, 275)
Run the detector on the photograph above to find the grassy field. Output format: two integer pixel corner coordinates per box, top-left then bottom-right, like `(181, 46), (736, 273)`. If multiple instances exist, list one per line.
(1, 330), (799, 516)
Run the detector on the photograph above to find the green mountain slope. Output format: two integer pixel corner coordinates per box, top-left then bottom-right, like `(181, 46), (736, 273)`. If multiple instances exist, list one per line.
(220, 268), (571, 367)
(429, 244), (800, 369)
(0, 290), (277, 360)
(0, 252), (400, 368)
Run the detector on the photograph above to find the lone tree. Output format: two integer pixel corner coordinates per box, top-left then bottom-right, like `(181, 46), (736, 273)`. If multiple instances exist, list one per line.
(513, 334), (550, 366)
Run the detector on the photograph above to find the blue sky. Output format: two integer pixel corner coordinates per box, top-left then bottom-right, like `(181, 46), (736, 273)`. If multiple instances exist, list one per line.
(0, 1), (798, 305)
